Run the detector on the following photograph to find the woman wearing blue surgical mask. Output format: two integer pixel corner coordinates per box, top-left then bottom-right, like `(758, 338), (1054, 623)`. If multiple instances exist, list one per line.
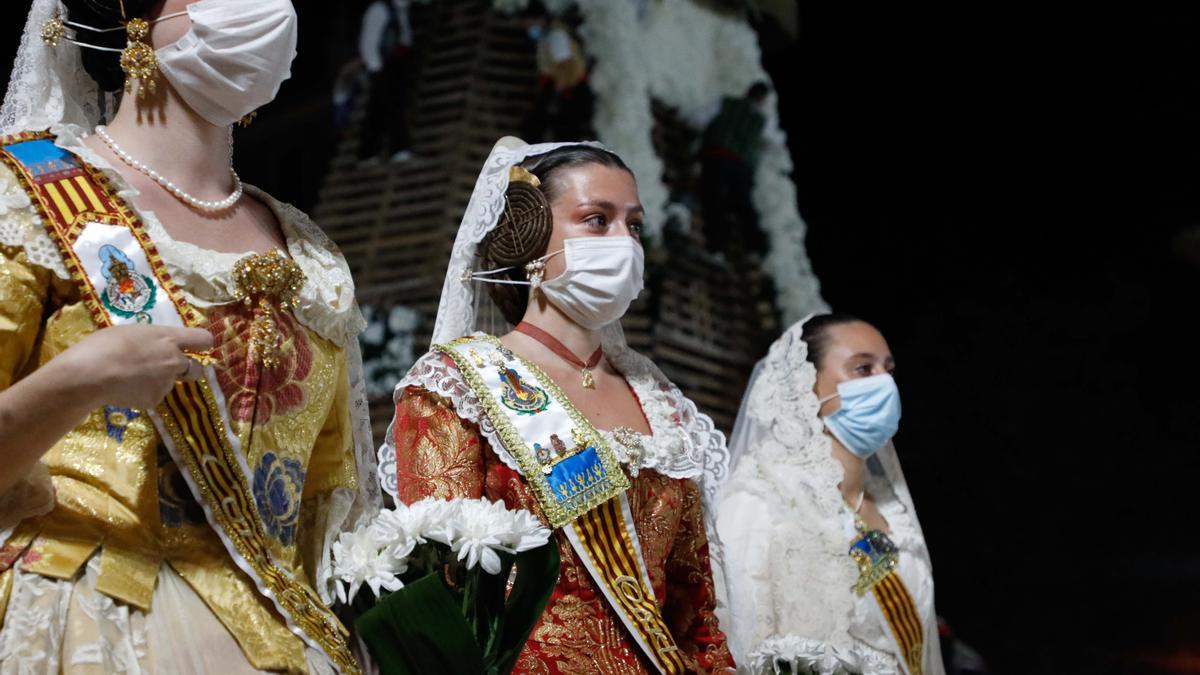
(377, 138), (736, 673)
(0, 0), (378, 672)
(712, 314), (945, 675)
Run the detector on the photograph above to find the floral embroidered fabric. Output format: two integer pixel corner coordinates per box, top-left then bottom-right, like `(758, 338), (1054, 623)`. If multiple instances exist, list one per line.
(378, 336), (723, 485)
(388, 390), (734, 674)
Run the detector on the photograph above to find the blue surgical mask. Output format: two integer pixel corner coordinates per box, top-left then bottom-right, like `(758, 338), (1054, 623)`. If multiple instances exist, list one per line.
(820, 374), (901, 459)
(527, 25), (544, 41)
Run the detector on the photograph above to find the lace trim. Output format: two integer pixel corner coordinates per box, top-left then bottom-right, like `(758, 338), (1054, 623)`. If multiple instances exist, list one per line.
(0, 557), (148, 673)
(1, 0), (105, 136)
(376, 338), (718, 497)
(725, 320), (843, 526)
(603, 342), (711, 480)
(0, 556), (339, 673)
(429, 139), (608, 346)
(0, 161), (68, 278)
(381, 349), (515, 479)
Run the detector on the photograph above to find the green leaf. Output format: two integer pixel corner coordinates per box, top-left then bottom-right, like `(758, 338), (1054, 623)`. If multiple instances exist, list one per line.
(355, 572), (486, 675)
(489, 543), (561, 674)
(355, 542), (561, 675)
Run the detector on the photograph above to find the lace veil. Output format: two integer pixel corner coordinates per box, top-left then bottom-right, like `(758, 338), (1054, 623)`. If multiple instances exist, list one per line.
(1, 0), (109, 134)
(715, 317), (932, 668)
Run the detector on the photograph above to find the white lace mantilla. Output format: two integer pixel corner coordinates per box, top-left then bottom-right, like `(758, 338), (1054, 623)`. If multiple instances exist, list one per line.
(376, 334), (723, 497)
(716, 319), (944, 674)
(0, 124), (366, 348)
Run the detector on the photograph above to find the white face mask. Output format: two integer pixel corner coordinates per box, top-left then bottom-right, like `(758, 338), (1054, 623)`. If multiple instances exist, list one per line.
(156, 0), (299, 127)
(538, 237), (645, 329)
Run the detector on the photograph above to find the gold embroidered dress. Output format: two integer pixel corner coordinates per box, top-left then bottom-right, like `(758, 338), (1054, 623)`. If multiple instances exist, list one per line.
(386, 343), (729, 667)
(380, 342), (734, 674)
(0, 125), (379, 673)
(375, 135), (734, 674)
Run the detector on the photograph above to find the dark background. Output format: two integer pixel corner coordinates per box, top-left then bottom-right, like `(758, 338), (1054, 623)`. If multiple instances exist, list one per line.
(768, 5), (1200, 674)
(5, 2), (1198, 673)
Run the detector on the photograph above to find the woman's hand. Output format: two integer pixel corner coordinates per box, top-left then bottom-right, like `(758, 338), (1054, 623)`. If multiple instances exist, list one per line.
(0, 323), (213, 495)
(58, 324), (214, 410)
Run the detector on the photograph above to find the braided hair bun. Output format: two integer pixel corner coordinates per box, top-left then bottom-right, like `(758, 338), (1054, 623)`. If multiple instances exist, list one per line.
(476, 144), (632, 326)
(478, 173), (553, 324)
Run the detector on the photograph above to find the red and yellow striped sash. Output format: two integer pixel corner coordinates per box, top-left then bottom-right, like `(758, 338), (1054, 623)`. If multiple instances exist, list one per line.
(872, 571), (925, 675)
(569, 496), (687, 674)
(0, 130), (360, 674)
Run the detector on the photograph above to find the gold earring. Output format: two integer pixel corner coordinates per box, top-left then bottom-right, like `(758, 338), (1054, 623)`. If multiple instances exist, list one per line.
(120, 18), (157, 98)
(237, 111), (258, 127)
(524, 259), (546, 295)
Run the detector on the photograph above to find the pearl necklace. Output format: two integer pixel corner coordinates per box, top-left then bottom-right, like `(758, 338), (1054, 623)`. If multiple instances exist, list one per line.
(95, 125), (243, 213)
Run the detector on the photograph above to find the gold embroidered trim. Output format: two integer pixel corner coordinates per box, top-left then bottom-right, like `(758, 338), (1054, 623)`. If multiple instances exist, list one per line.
(156, 379), (360, 674)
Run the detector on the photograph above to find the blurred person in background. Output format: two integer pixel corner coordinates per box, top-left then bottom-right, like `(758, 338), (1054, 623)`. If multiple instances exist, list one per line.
(358, 0), (415, 165)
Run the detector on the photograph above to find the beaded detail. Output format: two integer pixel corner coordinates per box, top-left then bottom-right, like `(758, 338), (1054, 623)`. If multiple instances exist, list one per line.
(232, 250), (305, 369)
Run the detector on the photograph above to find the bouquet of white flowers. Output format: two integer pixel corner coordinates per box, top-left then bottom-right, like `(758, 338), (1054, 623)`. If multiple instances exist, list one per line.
(333, 497), (560, 675)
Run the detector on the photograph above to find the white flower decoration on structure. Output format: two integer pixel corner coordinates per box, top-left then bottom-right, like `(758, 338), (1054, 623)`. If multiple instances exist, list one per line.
(507, 0), (829, 322)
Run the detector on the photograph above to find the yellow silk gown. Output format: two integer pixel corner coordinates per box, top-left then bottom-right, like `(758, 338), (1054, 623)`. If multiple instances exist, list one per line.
(0, 126), (377, 674)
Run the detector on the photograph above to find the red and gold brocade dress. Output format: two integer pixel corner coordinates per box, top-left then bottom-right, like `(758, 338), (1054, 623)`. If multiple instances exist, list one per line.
(379, 342), (736, 675)
(0, 127), (378, 673)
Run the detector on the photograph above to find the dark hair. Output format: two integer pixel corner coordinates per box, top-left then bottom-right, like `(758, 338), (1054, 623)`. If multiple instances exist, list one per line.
(522, 145), (631, 203)
(801, 312), (865, 368)
(747, 81), (770, 102)
(477, 144), (632, 325)
(62, 0), (158, 92)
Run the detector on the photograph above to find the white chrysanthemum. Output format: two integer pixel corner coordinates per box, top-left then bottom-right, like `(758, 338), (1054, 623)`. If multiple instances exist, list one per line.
(445, 498), (511, 575)
(409, 498), (456, 538)
(418, 499), (462, 548)
(332, 527), (406, 603)
(371, 500), (436, 552)
(414, 498), (552, 575)
(500, 507), (552, 553)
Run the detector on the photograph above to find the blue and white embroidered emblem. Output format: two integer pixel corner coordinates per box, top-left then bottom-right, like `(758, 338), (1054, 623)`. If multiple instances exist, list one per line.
(533, 432), (612, 513)
(98, 244), (156, 323)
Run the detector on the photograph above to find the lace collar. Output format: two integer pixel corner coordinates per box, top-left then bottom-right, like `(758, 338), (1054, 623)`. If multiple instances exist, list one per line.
(392, 334), (709, 481)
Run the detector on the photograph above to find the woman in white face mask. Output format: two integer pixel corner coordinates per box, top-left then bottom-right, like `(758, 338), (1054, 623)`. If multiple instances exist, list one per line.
(0, 1), (378, 672)
(377, 138), (736, 673)
(713, 314), (945, 675)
